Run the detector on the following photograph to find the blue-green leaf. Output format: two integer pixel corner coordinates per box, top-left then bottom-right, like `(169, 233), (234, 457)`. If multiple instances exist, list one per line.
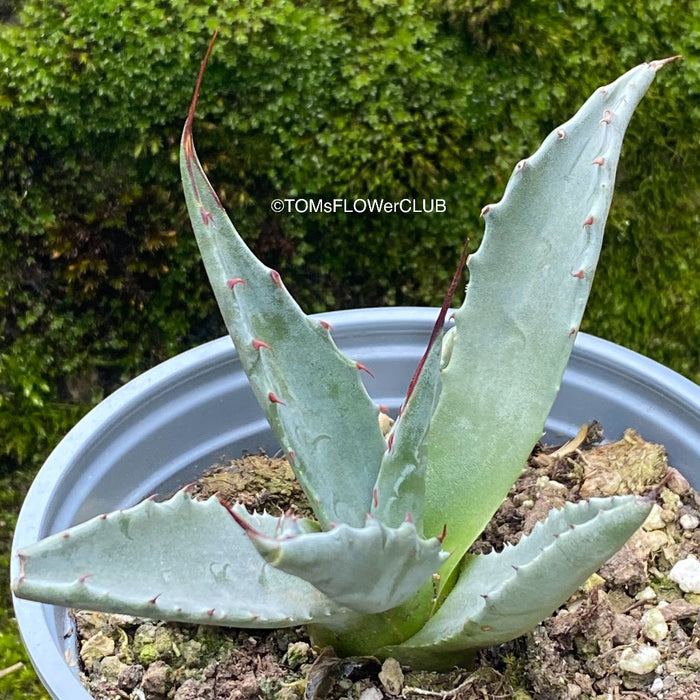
(424, 60), (671, 588)
(385, 495), (652, 665)
(236, 511), (449, 614)
(180, 41), (385, 528)
(13, 490), (350, 627)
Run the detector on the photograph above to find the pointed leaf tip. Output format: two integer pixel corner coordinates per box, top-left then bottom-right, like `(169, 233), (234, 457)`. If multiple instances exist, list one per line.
(402, 237), (469, 409)
(183, 31), (219, 154)
(650, 55), (682, 72)
(181, 32), (224, 219)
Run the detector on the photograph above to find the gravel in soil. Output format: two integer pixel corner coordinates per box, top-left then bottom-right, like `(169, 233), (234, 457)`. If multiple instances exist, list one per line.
(74, 429), (700, 699)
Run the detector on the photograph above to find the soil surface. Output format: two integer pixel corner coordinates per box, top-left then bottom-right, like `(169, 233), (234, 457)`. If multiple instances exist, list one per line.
(74, 427), (700, 700)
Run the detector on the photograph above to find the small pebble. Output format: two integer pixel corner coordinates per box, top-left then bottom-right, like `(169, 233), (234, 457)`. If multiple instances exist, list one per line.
(635, 586), (657, 602)
(97, 655), (127, 683)
(679, 513), (699, 530)
(666, 468), (690, 495)
(650, 677), (664, 694)
(669, 556), (700, 594)
(566, 683), (582, 698)
(513, 493), (530, 507)
(582, 573), (605, 592)
(117, 664), (143, 692)
(619, 644), (661, 675)
(536, 475), (550, 489)
(80, 631), (115, 667)
(658, 597), (698, 622)
(641, 607), (668, 642)
(643, 504), (666, 531)
(547, 479), (568, 493)
(141, 660), (172, 696)
(359, 688), (383, 700)
(379, 658), (404, 695)
(661, 488), (681, 512)
(612, 613), (640, 645)
(639, 529), (669, 553)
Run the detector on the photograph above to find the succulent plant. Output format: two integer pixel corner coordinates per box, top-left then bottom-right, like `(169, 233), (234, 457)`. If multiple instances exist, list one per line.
(12, 44), (679, 670)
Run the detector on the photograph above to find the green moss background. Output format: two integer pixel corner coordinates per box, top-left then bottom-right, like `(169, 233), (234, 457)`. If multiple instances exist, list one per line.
(0, 1), (698, 696)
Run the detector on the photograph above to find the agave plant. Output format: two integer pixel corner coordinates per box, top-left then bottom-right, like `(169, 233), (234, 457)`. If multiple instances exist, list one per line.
(12, 45), (679, 670)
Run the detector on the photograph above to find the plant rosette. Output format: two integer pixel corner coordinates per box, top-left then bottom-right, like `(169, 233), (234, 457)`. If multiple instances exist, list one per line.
(11, 44), (699, 699)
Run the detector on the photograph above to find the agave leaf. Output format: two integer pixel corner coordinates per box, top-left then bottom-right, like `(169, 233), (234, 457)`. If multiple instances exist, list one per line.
(424, 60), (674, 587)
(369, 334), (443, 533)
(370, 245), (468, 533)
(12, 490), (350, 627)
(180, 42), (385, 528)
(384, 495), (652, 666)
(233, 509), (449, 614)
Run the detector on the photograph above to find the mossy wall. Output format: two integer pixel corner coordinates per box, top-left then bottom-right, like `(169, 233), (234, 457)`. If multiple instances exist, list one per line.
(1, 0), (699, 471)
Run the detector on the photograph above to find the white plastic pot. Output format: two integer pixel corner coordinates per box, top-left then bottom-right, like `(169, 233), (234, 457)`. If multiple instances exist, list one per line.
(11, 307), (700, 699)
